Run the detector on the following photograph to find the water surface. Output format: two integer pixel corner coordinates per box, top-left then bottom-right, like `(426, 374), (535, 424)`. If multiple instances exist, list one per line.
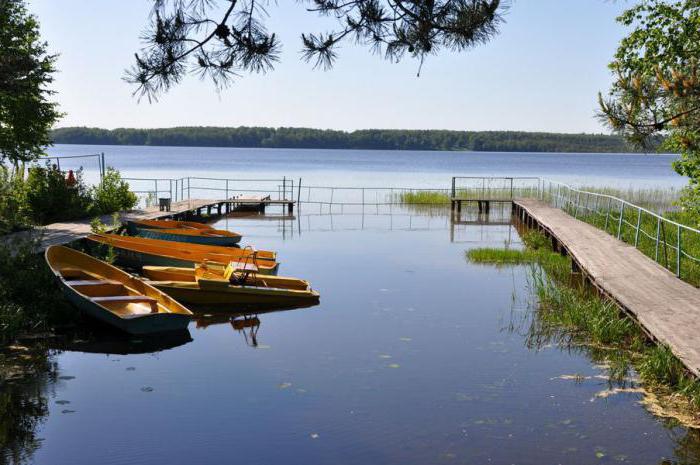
(4, 206), (699, 465)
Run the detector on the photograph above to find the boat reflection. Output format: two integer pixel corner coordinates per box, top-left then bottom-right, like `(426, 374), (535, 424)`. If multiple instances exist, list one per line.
(57, 328), (193, 355)
(191, 301), (319, 348)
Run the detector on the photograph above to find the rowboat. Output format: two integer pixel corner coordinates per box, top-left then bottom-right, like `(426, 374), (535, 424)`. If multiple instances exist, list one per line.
(45, 246), (192, 335)
(87, 233), (279, 274)
(142, 261), (320, 306)
(127, 219), (215, 232)
(133, 227), (242, 246)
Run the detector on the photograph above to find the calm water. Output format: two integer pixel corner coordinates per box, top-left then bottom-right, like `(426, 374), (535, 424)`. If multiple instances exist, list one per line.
(5, 146), (695, 464)
(46, 144), (686, 189)
(3, 205), (700, 465)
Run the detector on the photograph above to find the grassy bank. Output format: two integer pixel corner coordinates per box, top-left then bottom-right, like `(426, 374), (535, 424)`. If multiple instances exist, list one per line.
(468, 230), (700, 413)
(0, 238), (78, 345)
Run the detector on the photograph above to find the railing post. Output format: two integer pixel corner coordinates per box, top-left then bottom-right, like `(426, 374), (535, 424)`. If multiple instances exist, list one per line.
(188, 177), (191, 201)
(617, 202), (624, 239)
(298, 178), (302, 207)
(155, 179), (158, 200)
(225, 179), (229, 200)
(283, 176), (286, 201)
(574, 192), (580, 218)
(605, 197), (612, 231)
(677, 225), (682, 278)
(634, 208), (642, 247)
(170, 179), (173, 201)
(451, 177), (456, 199)
(510, 178), (514, 200)
(655, 216), (661, 262)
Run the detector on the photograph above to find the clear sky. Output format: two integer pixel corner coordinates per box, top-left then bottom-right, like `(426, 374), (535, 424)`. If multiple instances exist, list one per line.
(27, 0), (630, 133)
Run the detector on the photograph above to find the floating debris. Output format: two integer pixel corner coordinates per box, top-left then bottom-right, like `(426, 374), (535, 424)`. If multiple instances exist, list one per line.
(310, 433), (319, 439)
(140, 386), (154, 392)
(387, 363), (400, 369)
(55, 400), (71, 405)
(279, 382), (292, 389)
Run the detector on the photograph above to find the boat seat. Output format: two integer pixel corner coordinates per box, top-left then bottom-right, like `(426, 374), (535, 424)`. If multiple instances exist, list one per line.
(68, 279), (122, 286)
(223, 261), (258, 280)
(91, 295), (159, 313)
(60, 267), (91, 279)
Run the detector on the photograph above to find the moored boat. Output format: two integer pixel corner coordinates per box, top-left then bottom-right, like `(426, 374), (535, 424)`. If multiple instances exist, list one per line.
(142, 261), (319, 306)
(127, 219), (215, 232)
(87, 233), (279, 274)
(45, 246), (192, 335)
(133, 226), (242, 246)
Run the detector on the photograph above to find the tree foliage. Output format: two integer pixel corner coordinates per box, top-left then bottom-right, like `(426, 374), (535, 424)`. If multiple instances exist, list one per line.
(51, 126), (642, 153)
(125, 0), (505, 100)
(599, 0), (700, 214)
(0, 0), (61, 164)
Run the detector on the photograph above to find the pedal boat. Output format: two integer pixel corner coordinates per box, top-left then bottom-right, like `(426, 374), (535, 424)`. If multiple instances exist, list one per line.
(142, 261), (320, 306)
(45, 245), (192, 335)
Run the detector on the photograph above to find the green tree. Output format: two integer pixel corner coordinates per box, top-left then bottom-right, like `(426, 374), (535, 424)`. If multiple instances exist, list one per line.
(599, 0), (700, 217)
(0, 0), (61, 165)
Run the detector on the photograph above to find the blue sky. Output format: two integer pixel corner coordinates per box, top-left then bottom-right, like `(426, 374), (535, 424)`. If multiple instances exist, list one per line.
(28, 0), (630, 133)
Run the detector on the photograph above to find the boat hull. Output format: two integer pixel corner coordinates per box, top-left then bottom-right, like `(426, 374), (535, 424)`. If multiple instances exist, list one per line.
(61, 283), (191, 334)
(46, 246), (192, 335)
(87, 234), (279, 275)
(150, 281), (320, 306)
(135, 227), (242, 246)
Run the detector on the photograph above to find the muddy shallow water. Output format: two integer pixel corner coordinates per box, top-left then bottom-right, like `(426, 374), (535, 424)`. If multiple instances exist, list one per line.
(3, 206), (699, 465)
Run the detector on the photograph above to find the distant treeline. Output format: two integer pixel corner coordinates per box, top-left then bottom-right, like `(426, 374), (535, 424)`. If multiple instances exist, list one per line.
(50, 126), (645, 153)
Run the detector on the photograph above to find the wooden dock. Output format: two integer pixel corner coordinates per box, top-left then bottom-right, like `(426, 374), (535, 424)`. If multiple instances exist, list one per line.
(3, 199), (215, 251)
(514, 198), (700, 376)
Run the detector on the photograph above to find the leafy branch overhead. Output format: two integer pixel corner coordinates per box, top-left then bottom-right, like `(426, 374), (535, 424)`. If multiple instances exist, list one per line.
(597, 0), (700, 215)
(125, 0), (505, 100)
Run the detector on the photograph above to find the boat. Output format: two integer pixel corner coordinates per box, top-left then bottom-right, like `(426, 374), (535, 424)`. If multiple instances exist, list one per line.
(45, 246), (192, 335)
(133, 227), (242, 246)
(86, 233), (279, 274)
(127, 219), (215, 232)
(142, 261), (320, 306)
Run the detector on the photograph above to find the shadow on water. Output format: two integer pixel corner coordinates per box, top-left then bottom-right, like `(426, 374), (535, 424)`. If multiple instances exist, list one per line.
(0, 343), (57, 465)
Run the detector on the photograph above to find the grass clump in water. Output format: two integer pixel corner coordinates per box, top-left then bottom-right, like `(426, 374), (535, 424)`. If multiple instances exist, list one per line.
(476, 229), (700, 411)
(396, 191), (450, 204)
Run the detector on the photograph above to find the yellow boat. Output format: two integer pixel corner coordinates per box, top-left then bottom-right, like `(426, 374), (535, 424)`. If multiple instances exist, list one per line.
(87, 233), (279, 274)
(128, 219), (215, 231)
(142, 261), (320, 306)
(134, 226), (242, 246)
(45, 246), (192, 335)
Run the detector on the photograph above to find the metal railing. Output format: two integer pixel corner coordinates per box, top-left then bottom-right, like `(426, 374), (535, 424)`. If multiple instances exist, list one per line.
(451, 176), (541, 200)
(537, 179), (700, 280)
(121, 176), (299, 205)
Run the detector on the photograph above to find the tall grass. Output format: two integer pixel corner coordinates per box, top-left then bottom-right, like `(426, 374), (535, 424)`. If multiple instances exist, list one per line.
(472, 229), (700, 409)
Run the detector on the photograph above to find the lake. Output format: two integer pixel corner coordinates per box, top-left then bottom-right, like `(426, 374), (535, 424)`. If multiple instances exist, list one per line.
(46, 144), (685, 189)
(4, 146), (697, 465)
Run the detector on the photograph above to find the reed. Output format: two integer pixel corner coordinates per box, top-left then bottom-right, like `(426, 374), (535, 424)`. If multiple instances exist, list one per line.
(472, 229), (700, 408)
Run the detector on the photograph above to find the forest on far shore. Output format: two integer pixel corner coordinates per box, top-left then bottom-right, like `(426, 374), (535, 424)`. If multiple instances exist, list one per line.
(50, 126), (652, 153)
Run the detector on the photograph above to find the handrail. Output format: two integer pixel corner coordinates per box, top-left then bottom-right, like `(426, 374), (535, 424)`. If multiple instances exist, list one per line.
(542, 179), (699, 236)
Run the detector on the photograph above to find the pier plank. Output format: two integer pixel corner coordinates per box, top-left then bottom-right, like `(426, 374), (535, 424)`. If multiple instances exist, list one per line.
(514, 198), (700, 376)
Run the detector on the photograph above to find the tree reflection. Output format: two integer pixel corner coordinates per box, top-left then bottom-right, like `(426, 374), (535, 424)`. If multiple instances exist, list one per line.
(0, 345), (56, 465)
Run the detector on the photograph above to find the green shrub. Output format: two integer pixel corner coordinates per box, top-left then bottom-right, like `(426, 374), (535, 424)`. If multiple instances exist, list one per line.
(90, 167), (137, 215)
(0, 238), (78, 344)
(23, 164), (92, 224)
(0, 164), (31, 234)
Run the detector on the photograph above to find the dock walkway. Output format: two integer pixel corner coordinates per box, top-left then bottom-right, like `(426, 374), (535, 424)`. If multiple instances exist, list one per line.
(3, 199), (214, 251)
(514, 198), (700, 376)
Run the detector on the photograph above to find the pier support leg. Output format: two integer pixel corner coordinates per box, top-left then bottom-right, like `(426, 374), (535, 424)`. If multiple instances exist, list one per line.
(288, 202), (294, 214)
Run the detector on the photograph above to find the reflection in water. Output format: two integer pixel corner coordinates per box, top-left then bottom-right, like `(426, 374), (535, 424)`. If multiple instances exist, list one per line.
(0, 345), (56, 465)
(60, 329), (193, 355)
(193, 302), (317, 348)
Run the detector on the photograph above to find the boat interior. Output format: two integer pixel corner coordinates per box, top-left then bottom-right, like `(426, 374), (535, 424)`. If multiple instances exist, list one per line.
(57, 266), (164, 317)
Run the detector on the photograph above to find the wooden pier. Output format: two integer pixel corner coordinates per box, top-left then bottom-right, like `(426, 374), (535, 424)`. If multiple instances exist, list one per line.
(2, 198), (296, 251)
(514, 198), (700, 377)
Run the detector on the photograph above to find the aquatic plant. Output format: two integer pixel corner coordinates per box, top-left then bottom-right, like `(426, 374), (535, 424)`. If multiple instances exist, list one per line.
(473, 229), (700, 410)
